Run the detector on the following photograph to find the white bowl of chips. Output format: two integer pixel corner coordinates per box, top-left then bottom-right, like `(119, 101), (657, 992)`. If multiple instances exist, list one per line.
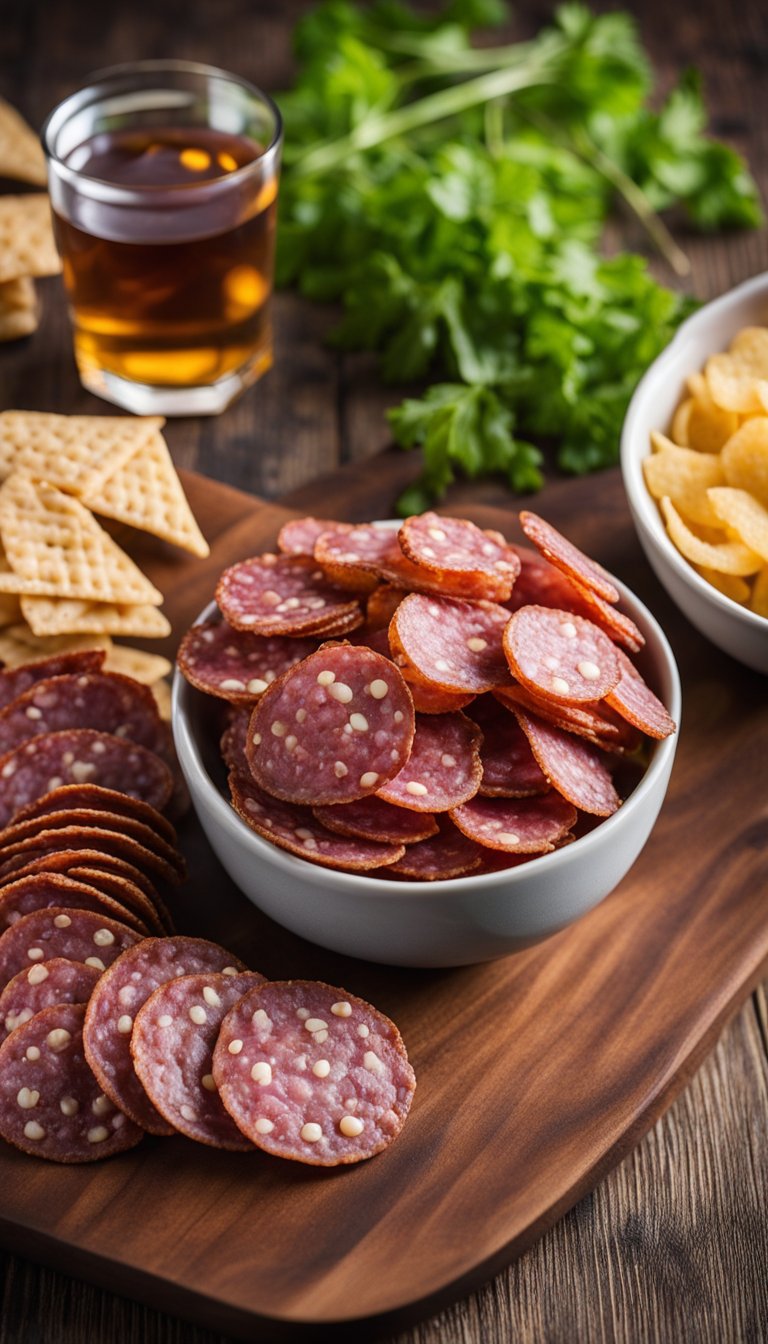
(621, 271), (768, 674)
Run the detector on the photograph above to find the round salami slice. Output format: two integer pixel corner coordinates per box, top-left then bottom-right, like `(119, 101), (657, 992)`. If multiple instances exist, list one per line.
(177, 620), (317, 705)
(83, 936), (248, 1135)
(399, 513), (519, 599)
(467, 697), (549, 797)
(130, 970), (265, 1150)
(220, 707), (251, 776)
(216, 554), (363, 636)
(0, 729), (173, 828)
(0, 907), (141, 990)
(0, 650), (106, 710)
(604, 649), (676, 740)
(503, 607), (621, 705)
(0, 810), (185, 881)
(312, 797), (438, 846)
(247, 644), (415, 806)
(277, 517), (348, 557)
(0, 826), (184, 889)
(230, 773), (405, 872)
(376, 713), (482, 813)
(0, 958), (101, 1041)
(0, 671), (169, 761)
(384, 817), (482, 880)
(0, 1002), (143, 1162)
(313, 524), (397, 592)
(391, 594), (511, 694)
(0, 873), (152, 936)
(514, 708), (621, 817)
(9, 784), (177, 846)
(212, 980), (416, 1166)
(519, 512), (620, 604)
(450, 792), (577, 853)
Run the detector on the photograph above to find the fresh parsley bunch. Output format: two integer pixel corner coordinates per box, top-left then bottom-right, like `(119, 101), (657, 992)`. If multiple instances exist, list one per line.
(276, 0), (762, 513)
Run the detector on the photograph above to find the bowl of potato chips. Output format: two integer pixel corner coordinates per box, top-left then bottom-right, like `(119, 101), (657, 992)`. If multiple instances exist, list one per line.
(621, 271), (768, 674)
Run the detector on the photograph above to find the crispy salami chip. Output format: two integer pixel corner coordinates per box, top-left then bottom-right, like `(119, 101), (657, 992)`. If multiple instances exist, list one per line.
(0, 671), (169, 761)
(0, 809), (185, 881)
(217, 554), (363, 636)
(213, 980), (416, 1166)
(230, 773), (405, 871)
(561, 578), (645, 655)
(519, 511), (620, 604)
(450, 791), (577, 853)
(366, 584), (404, 630)
(312, 796), (438, 846)
(0, 728), (173, 828)
(399, 513), (519, 599)
(177, 619), (317, 705)
(467, 697), (549, 797)
(0, 650), (106, 709)
(0, 1002), (143, 1162)
(0, 873), (151, 936)
(247, 644), (415, 806)
(131, 970), (265, 1150)
(83, 936), (247, 1135)
(399, 673), (474, 716)
(506, 547), (644, 654)
(494, 684), (639, 753)
(0, 907), (141, 990)
(0, 958), (101, 1041)
(514, 708), (621, 817)
(376, 713), (482, 813)
(391, 594), (512, 694)
(0, 825), (184, 889)
(503, 607), (621, 705)
(220, 707), (251, 776)
(0, 847), (160, 903)
(10, 784), (177, 846)
(67, 867), (171, 935)
(385, 817), (482, 880)
(277, 517), (347, 557)
(605, 649), (676, 740)
(314, 524), (397, 591)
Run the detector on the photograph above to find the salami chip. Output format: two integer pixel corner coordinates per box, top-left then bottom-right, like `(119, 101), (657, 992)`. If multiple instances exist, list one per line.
(399, 673), (473, 716)
(213, 980), (416, 1166)
(277, 517), (348, 557)
(0, 958), (101, 1041)
(450, 792), (577, 853)
(467, 697), (548, 798)
(131, 970), (265, 1149)
(216, 554), (363, 636)
(0, 825), (184, 889)
(220, 707), (251, 776)
(9, 783), (177, 846)
(313, 524), (396, 592)
(0, 671), (169, 761)
(391, 594), (511, 694)
(559, 578), (645, 655)
(0, 650), (105, 709)
(503, 607), (621, 705)
(312, 796), (438, 846)
(494, 684), (640, 754)
(0, 809), (185, 881)
(83, 936), (248, 1135)
(177, 619), (317, 705)
(68, 867), (172, 936)
(247, 644), (415, 806)
(231, 773), (405, 872)
(0, 847), (161, 903)
(399, 513), (519, 599)
(376, 713), (482, 813)
(0, 1002), (143, 1162)
(514, 708), (621, 817)
(519, 511), (620, 604)
(506, 547), (644, 654)
(0, 728), (173, 827)
(605, 649), (676, 740)
(385, 817), (482, 880)
(366, 584), (403, 630)
(0, 907), (141, 989)
(0, 873), (151, 936)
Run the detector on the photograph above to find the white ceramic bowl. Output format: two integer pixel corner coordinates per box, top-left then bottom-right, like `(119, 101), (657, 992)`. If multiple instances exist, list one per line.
(172, 582), (681, 969)
(621, 271), (768, 675)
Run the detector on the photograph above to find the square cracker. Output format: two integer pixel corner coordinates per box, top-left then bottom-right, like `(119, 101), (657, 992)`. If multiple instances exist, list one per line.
(5, 623), (112, 656)
(103, 645), (172, 684)
(0, 474), (163, 605)
(0, 195), (62, 283)
(0, 98), (47, 186)
(19, 593), (171, 639)
(0, 277), (38, 343)
(83, 429), (210, 557)
(0, 409), (166, 493)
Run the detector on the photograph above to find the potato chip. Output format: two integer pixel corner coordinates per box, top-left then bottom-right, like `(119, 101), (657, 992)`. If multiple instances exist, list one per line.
(705, 353), (768, 415)
(750, 567), (768, 617)
(686, 392), (739, 455)
(670, 397), (692, 446)
(687, 372), (709, 401)
(707, 487), (768, 563)
(730, 326), (768, 373)
(643, 435), (725, 526)
(720, 418), (768, 508)
(693, 566), (750, 604)
(660, 496), (763, 575)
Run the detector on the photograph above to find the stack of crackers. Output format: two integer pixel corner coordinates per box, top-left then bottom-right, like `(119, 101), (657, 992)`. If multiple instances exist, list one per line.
(0, 98), (61, 342)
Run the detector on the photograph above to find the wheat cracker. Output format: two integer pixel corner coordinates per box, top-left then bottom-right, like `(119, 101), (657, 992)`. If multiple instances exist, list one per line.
(103, 645), (172, 684)
(0, 409), (165, 495)
(0, 98), (46, 185)
(19, 592), (170, 638)
(0, 195), (61, 283)
(83, 430), (209, 557)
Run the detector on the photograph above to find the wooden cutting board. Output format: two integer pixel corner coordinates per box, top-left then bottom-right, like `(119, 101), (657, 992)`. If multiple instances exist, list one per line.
(0, 458), (766, 1342)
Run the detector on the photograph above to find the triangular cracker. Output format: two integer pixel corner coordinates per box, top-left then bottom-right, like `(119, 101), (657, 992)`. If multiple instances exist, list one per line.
(83, 429), (210, 557)
(0, 98), (46, 185)
(0, 409), (165, 493)
(0, 195), (61, 283)
(19, 593), (170, 639)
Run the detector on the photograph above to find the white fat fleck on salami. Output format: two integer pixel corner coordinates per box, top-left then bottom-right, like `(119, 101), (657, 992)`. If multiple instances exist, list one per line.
(130, 971), (265, 1149)
(513, 709), (621, 817)
(0, 729), (173, 829)
(519, 512), (620, 605)
(376, 713), (482, 813)
(399, 513), (520, 600)
(0, 1002), (143, 1162)
(467, 697), (549, 797)
(178, 619), (317, 704)
(0, 907), (139, 994)
(212, 980), (416, 1166)
(230, 774), (405, 871)
(605, 649), (676, 740)
(0, 958), (101, 1042)
(0, 672), (168, 761)
(246, 645), (414, 805)
(0, 652), (106, 711)
(0, 872), (150, 937)
(391, 594), (512, 694)
(503, 607), (621, 705)
(450, 791), (577, 852)
(216, 554), (363, 636)
(385, 817), (482, 880)
(83, 937), (248, 1136)
(312, 796), (439, 846)
(277, 517), (348, 557)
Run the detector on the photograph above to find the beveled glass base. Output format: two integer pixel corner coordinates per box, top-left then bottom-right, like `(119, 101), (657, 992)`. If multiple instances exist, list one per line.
(79, 350), (272, 416)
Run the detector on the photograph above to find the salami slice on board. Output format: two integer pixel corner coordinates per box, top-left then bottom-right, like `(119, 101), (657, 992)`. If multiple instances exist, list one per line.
(376, 713), (482, 813)
(450, 792), (577, 853)
(0, 873), (151, 936)
(217, 554), (363, 636)
(0, 958), (101, 1041)
(0, 671), (169, 760)
(9, 783), (177, 846)
(0, 809), (185, 880)
(0, 650), (105, 709)
(277, 517), (348, 557)
(0, 907), (141, 989)
(177, 620), (317, 704)
(0, 825), (184, 889)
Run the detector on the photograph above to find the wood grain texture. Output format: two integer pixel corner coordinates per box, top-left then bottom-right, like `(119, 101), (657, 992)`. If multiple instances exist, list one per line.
(0, 0), (767, 1339)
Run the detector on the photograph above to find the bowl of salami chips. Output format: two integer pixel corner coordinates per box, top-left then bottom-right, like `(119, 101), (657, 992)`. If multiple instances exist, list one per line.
(173, 511), (680, 968)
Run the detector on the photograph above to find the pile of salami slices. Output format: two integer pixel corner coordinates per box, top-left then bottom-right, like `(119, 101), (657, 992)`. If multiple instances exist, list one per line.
(179, 511), (676, 881)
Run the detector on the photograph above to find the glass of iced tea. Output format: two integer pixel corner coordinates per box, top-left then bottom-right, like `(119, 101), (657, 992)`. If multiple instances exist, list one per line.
(42, 61), (282, 415)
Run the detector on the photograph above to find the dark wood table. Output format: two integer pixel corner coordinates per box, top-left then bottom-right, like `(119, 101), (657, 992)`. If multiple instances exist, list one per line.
(1, 1), (767, 1340)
